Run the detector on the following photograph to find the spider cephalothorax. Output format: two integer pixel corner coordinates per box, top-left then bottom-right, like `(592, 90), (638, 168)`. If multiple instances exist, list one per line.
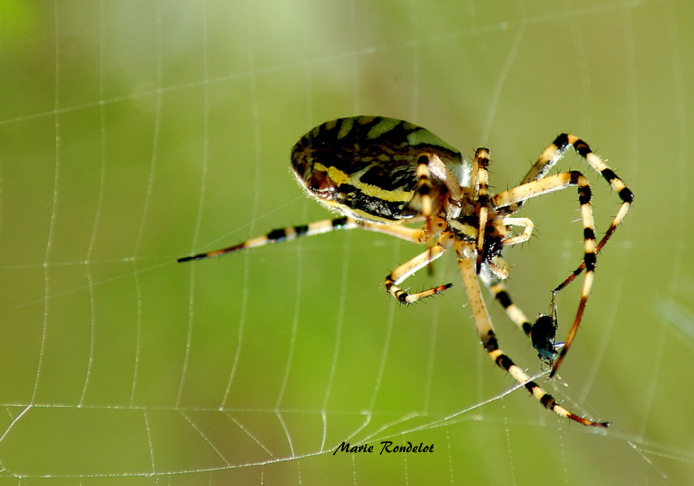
(180, 116), (633, 427)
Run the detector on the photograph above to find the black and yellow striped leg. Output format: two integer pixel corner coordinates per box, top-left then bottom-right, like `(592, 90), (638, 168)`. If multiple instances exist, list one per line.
(178, 215), (441, 263)
(521, 134), (634, 295)
(458, 251), (608, 427)
(482, 274), (559, 364)
(472, 148), (491, 274)
(415, 153), (464, 272)
(484, 277), (533, 337)
(491, 171), (597, 377)
(385, 237), (453, 304)
(416, 153), (465, 210)
(178, 216), (359, 262)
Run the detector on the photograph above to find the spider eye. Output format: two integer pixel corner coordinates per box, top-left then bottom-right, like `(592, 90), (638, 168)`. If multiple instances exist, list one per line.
(306, 170), (337, 196)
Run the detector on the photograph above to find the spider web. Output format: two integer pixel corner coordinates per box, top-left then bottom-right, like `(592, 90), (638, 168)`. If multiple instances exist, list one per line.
(1, 0), (693, 484)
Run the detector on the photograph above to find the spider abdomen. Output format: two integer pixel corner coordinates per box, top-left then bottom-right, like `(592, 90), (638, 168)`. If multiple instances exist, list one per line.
(291, 116), (463, 223)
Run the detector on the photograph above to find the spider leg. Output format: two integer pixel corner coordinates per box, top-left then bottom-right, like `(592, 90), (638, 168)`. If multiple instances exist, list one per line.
(458, 247), (608, 427)
(357, 218), (443, 243)
(481, 274), (561, 365)
(500, 217), (534, 247)
(552, 200), (631, 294)
(384, 234), (453, 304)
(177, 215), (447, 263)
(519, 134), (634, 293)
(471, 148), (491, 274)
(414, 153), (464, 275)
(416, 153), (464, 209)
(562, 134), (633, 208)
(378, 153), (460, 301)
(177, 216), (360, 262)
(480, 273), (533, 337)
(491, 172), (596, 377)
(484, 216), (559, 362)
(474, 218), (533, 281)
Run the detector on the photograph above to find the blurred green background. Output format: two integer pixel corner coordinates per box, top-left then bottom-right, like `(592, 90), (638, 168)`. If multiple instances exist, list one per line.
(1, 0), (693, 484)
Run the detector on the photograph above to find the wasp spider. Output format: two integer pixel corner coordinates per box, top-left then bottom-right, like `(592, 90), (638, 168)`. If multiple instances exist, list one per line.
(179, 116), (633, 427)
